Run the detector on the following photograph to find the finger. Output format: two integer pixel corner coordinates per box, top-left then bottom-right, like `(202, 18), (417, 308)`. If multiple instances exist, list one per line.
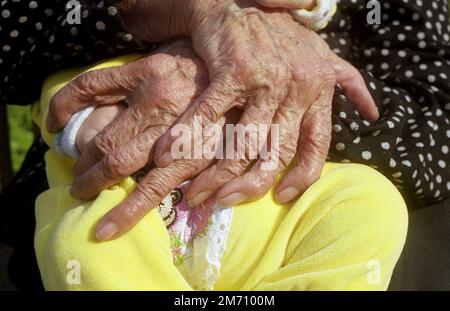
(47, 53), (185, 133)
(186, 88), (281, 207)
(285, 22), (379, 121)
(47, 64), (138, 133)
(213, 87), (305, 207)
(76, 103), (127, 153)
(75, 60), (206, 178)
(75, 106), (232, 201)
(154, 76), (238, 168)
(327, 54), (379, 121)
(73, 105), (147, 176)
(71, 126), (167, 200)
(276, 83), (334, 204)
(95, 160), (208, 241)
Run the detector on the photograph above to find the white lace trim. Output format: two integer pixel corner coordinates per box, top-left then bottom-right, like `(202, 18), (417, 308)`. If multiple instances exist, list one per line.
(178, 204), (233, 291)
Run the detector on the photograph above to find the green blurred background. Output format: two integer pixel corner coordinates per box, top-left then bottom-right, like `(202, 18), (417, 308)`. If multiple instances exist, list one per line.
(7, 105), (34, 173)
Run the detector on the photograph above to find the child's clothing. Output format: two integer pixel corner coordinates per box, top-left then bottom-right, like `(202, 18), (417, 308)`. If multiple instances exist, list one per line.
(291, 0), (337, 30)
(34, 56), (408, 290)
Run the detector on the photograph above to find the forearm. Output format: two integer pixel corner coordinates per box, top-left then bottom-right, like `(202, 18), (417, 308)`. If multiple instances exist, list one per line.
(255, 0), (316, 9)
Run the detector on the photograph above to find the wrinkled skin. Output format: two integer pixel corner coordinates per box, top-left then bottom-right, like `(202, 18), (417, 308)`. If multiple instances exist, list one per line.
(47, 1), (378, 241)
(256, 0), (316, 9)
(58, 42), (213, 201)
(154, 4), (378, 205)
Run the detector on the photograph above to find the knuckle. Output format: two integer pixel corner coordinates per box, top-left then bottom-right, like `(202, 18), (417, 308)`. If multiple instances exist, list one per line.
(119, 204), (146, 225)
(220, 160), (248, 179)
(116, 185), (161, 222)
(293, 68), (311, 88)
(196, 102), (222, 123)
(265, 62), (289, 84)
(92, 133), (113, 156)
(255, 173), (273, 194)
(321, 68), (337, 87)
(76, 69), (111, 92)
(230, 57), (263, 86)
(247, 171), (274, 198)
(248, 63), (289, 92)
(310, 131), (331, 151)
(141, 54), (174, 76)
(176, 160), (198, 177)
(103, 153), (129, 180)
(136, 178), (167, 205)
(342, 62), (360, 79)
(73, 72), (93, 94)
(140, 56), (158, 69)
(278, 146), (296, 169)
(278, 156), (291, 170)
(300, 122), (332, 155)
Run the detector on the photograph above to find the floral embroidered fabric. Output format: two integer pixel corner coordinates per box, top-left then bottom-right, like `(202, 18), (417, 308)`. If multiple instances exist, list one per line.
(157, 182), (233, 290)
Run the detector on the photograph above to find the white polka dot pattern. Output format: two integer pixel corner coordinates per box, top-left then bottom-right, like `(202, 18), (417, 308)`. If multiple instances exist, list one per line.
(0, 0), (151, 104)
(327, 0), (450, 206)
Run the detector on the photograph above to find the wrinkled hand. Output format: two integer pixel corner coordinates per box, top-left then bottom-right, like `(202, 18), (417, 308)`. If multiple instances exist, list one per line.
(47, 42), (222, 239)
(47, 2), (378, 241)
(75, 104), (126, 153)
(151, 2), (378, 208)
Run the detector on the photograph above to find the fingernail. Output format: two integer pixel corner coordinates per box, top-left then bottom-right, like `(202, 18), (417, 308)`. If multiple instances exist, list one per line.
(96, 222), (118, 241)
(156, 152), (173, 167)
(276, 187), (299, 204)
(188, 191), (212, 208)
(219, 193), (246, 207)
(373, 108), (380, 120)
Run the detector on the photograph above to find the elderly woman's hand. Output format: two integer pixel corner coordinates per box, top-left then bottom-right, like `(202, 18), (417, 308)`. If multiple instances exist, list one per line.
(150, 2), (378, 207)
(48, 41), (210, 201)
(48, 42), (244, 241)
(47, 1), (378, 240)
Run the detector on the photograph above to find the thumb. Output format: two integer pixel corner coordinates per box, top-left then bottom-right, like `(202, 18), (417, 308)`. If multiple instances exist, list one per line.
(47, 64), (137, 133)
(327, 53), (379, 121)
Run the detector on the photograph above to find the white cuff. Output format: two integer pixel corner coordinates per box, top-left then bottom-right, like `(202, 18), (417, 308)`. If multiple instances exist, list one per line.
(291, 0), (337, 31)
(54, 106), (95, 159)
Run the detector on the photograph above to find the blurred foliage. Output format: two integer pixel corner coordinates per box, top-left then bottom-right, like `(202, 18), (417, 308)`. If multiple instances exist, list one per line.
(7, 105), (34, 173)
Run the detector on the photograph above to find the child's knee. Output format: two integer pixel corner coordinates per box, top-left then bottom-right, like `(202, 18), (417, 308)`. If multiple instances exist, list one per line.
(36, 200), (115, 289)
(314, 164), (408, 262)
(348, 164), (408, 234)
(315, 164), (408, 288)
(330, 164), (408, 269)
(35, 189), (174, 290)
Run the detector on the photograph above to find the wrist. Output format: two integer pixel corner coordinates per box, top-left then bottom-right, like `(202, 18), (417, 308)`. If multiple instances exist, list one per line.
(117, 0), (211, 42)
(255, 0), (316, 10)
